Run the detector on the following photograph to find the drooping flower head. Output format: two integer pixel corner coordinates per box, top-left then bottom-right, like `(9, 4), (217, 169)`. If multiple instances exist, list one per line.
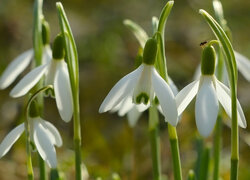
(99, 37), (178, 126)
(10, 34), (73, 122)
(176, 43), (247, 137)
(0, 101), (62, 168)
(0, 21), (52, 89)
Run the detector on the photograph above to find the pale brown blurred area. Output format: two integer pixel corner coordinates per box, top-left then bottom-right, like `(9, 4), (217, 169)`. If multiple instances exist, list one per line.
(0, 0), (250, 179)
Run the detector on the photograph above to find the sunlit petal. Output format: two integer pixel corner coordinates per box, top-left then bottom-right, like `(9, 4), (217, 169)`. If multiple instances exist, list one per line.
(133, 64), (154, 104)
(168, 77), (178, 96)
(54, 61), (73, 122)
(127, 107), (142, 127)
(195, 76), (219, 137)
(99, 65), (143, 113)
(10, 63), (49, 97)
(0, 49), (33, 89)
(42, 45), (52, 64)
(152, 68), (178, 126)
(33, 120), (57, 168)
(176, 80), (199, 116)
(235, 51), (250, 82)
(40, 119), (63, 147)
(117, 96), (134, 116)
(215, 79), (247, 128)
(0, 123), (24, 158)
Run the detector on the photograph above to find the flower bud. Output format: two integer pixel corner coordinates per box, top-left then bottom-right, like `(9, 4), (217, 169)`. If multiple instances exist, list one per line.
(201, 45), (216, 75)
(52, 34), (65, 60)
(42, 21), (50, 45)
(143, 38), (158, 65)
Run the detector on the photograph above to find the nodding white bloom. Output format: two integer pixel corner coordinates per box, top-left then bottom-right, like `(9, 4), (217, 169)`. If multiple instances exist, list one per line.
(10, 35), (73, 122)
(0, 117), (62, 168)
(111, 78), (179, 127)
(99, 38), (178, 126)
(194, 51), (250, 83)
(0, 45), (52, 89)
(0, 21), (52, 89)
(177, 45), (247, 137)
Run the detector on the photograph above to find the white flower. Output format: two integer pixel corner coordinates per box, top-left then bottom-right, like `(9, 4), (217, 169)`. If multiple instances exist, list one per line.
(110, 77), (179, 127)
(99, 63), (178, 126)
(10, 58), (73, 122)
(0, 45), (52, 89)
(194, 51), (250, 83)
(177, 45), (247, 137)
(0, 117), (62, 168)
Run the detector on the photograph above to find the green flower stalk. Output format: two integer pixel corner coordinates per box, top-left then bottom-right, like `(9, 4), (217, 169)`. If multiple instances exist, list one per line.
(199, 10), (247, 180)
(56, 3), (83, 180)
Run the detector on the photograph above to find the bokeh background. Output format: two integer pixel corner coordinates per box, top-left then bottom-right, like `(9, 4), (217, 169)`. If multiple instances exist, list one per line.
(0, 0), (250, 179)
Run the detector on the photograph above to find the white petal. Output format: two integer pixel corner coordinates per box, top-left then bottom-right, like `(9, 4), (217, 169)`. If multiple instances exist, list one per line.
(10, 63), (49, 97)
(54, 61), (73, 122)
(127, 107), (142, 127)
(40, 119), (63, 147)
(195, 76), (219, 137)
(0, 49), (33, 89)
(235, 51), (250, 82)
(33, 120), (57, 168)
(151, 68), (178, 126)
(133, 64), (154, 103)
(193, 63), (201, 80)
(117, 96), (134, 116)
(215, 79), (247, 128)
(99, 65), (143, 113)
(168, 77), (179, 96)
(176, 80), (199, 116)
(42, 45), (52, 64)
(136, 103), (149, 112)
(0, 123), (24, 158)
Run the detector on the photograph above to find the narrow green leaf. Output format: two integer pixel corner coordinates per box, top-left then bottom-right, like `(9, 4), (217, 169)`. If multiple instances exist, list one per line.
(33, 0), (43, 66)
(157, 0), (174, 37)
(123, 19), (148, 47)
(56, 2), (79, 90)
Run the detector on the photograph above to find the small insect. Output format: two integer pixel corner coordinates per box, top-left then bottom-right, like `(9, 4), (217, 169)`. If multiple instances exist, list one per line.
(200, 41), (207, 46)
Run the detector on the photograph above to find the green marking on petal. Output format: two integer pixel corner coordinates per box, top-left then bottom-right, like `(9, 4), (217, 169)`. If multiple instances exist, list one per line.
(52, 34), (65, 60)
(143, 38), (158, 65)
(154, 96), (159, 105)
(201, 45), (216, 75)
(136, 93), (149, 105)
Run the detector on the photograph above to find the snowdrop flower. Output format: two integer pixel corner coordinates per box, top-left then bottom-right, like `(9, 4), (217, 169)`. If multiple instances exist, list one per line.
(111, 77), (179, 127)
(194, 51), (250, 83)
(10, 35), (73, 122)
(99, 38), (178, 126)
(0, 21), (52, 89)
(176, 44), (247, 137)
(0, 116), (62, 168)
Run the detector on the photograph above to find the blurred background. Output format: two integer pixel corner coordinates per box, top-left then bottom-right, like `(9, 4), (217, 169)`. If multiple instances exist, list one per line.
(0, 0), (250, 179)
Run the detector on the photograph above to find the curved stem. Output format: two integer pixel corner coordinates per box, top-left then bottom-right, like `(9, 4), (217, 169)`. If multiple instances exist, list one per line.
(199, 10), (239, 180)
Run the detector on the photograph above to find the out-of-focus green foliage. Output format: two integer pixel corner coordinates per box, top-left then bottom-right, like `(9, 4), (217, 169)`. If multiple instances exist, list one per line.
(0, 0), (250, 179)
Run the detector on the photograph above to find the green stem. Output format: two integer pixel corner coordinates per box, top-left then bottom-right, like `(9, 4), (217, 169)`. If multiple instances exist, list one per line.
(198, 146), (210, 180)
(50, 168), (60, 180)
(25, 119), (34, 180)
(73, 93), (82, 180)
(149, 105), (161, 180)
(213, 116), (222, 180)
(39, 154), (46, 180)
(168, 125), (182, 180)
(199, 10), (239, 180)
